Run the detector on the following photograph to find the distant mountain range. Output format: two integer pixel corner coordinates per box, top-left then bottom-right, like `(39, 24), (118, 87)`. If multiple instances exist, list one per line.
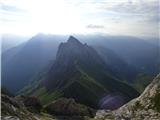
(76, 35), (160, 75)
(1, 34), (160, 120)
(2, 34), (66, 92)
(1, 34), (30, 52)
(2, 34), (159, 94)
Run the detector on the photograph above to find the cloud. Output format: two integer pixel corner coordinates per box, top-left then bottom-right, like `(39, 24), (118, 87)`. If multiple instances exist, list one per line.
(0, 2), (29, 23)
(74, 0), (159, 23)
(95, 0), (159, 23)
(104, 1), (158, 14)
(86, 24), (105, 29)
(0, 0), (159, 37)
(1, 4), (25, 13)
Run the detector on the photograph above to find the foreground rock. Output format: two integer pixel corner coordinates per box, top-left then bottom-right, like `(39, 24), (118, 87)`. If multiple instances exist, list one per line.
(44, 98), (96, 118)
(15, 95), (42, 113)
(1, 93), (58, 120)
(1, 94), (37, 120)
(1, 93), (95, 120)
(115, 73), (160, 120)
(92, 74), (160, 120)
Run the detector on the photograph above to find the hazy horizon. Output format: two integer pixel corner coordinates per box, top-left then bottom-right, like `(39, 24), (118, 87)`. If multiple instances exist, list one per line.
(1, 0), (159, 38)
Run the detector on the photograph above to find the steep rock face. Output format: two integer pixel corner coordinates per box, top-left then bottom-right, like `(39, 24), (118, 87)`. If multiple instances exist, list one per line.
(93, 74), (160, 120)
(44, 36), (113, 90)
(115, 74), (160, 119)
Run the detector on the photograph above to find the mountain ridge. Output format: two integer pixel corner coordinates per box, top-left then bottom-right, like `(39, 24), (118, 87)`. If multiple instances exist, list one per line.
(20, 36), (139, 110)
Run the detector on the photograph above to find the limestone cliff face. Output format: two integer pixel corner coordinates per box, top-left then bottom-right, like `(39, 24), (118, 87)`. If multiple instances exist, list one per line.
(138, 73), (160, 110)
(115, 74), (160, 119)
(94, 74), (160, 120)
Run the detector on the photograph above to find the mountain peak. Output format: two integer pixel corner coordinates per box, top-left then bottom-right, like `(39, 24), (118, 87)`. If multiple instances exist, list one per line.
(67, 36), (82, 45)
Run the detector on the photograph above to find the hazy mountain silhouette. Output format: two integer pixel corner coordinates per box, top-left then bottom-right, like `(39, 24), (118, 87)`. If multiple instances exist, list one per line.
(2, 34), (159, 94)
(77, 35), (160, 76)
(2, 34), (66, 92)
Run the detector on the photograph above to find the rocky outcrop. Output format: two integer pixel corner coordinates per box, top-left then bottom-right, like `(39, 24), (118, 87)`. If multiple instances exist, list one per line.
(93, 74), (160, 120)
(15, 95), (42, 113)
(114, 73), (160, 119)
(1, 94), (37, 120)
(1, 93), (58, 120)
(44, 98), (96, 117)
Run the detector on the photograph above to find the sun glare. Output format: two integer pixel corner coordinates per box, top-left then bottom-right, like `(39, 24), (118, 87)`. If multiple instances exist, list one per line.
(2, 0), (87, 35)
(1, 0), (158, 37)
(27, 0), (83, 34)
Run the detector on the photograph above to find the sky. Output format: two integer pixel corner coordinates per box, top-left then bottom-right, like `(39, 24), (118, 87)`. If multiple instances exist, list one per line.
(0, 0), (159, 37)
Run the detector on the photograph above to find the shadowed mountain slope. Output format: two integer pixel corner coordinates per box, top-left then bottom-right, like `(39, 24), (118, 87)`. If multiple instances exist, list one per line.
(2, 34), (66, 93)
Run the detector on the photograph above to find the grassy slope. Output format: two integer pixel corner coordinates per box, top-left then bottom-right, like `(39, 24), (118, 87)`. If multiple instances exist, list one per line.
(133, 74), (154, 93)
(19, 65), (139, 108)
(19, 66), (108, 107)
(62, 68), (109, 108)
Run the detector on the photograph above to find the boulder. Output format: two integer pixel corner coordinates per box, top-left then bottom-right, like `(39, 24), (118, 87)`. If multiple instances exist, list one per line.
(1, 94), (37, 120)
(15, 95), (42, 113)
(44, 98), (96, 117)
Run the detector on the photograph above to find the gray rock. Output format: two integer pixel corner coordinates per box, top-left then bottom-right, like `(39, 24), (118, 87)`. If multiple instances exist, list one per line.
(93, 74), (160, 120)
(44, 98), (96, 117)
(1, 116), (20, 120)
